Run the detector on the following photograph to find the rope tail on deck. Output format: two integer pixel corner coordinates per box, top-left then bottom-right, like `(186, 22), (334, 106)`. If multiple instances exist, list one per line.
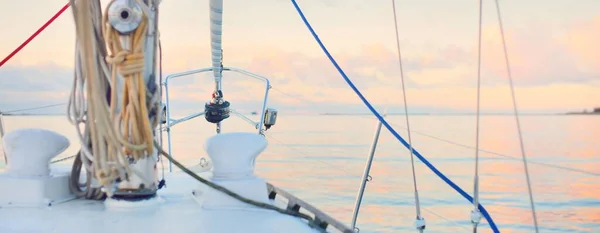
(68, 0), (161, 198)
(289, 1), (499, 232)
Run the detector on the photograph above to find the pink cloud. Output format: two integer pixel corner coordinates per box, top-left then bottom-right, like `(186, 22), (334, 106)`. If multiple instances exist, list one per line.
(2, 15), (599, 114)
(558, 16), (600, 74)
(480, 17), (600, 86)
(160, 19), (600, 112)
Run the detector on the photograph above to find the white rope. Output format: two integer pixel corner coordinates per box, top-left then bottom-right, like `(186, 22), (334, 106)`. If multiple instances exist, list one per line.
(391, 0), (425, 231)
(68, 0), (109, 171)
(68, 0), (161, 197)
(493, 0), (539, 232)
(68, 0), (108, 176)
(472, 0), (484, 231)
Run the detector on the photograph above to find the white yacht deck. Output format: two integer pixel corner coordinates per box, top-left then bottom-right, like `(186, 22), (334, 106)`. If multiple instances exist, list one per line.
(0, 166), (322, 233)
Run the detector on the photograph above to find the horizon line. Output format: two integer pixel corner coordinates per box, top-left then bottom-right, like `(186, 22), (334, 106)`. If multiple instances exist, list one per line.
(2, 112), (598, 117)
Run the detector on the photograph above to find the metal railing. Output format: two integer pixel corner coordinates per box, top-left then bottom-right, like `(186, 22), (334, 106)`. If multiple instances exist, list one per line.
(266, 183), (354, 233)
(162, 66), (272, 172)
(0, 103), (69, 165)
(0, 112), (6, 164)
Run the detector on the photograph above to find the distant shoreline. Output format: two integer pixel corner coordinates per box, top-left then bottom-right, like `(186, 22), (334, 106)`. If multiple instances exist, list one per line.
(319, 113), (595, 116)
(565, 112), (600, 115)
(0, 113), (64, 116)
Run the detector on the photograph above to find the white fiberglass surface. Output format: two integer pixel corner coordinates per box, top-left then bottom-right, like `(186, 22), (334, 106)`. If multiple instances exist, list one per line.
(0, 166), (319, 233)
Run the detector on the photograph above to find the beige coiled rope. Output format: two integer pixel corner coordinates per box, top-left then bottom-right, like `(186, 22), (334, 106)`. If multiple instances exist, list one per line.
(70, 0), (157, 196)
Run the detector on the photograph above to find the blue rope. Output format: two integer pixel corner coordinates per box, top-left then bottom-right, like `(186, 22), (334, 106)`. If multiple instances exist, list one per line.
(290, 1), (500, 232)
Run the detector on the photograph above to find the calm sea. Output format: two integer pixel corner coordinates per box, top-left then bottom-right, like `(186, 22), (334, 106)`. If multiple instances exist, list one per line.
(1, 114), (598, 233)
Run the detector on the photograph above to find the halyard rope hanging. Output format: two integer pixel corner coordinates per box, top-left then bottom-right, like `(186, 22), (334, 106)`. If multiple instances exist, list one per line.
(69, 0), (160, 197)
(103, 1), (154, 160)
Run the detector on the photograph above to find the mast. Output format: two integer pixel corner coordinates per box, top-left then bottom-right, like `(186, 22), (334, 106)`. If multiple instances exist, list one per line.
(210, 0), (224, 90)
(68, 0), (162, 199)
(111, 0), (162, 198)
(105, 0), (162, 197)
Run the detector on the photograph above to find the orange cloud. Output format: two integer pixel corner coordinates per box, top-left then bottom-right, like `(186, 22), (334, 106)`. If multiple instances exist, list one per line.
(558, 16), (600, 74)
(3, 15), (600, 114)
(136, 28), (600, 113)
(480, 17), (600, 86)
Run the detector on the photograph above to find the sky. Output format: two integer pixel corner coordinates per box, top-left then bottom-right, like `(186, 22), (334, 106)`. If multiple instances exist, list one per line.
(0, 0), (599, 115)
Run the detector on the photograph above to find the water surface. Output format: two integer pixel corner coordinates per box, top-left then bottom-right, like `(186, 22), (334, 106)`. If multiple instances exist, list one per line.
(1, 115), (598, 233)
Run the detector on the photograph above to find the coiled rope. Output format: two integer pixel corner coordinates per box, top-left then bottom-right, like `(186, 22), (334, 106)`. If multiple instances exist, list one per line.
(68, 0), (107, 199)
(66, 2), (331, 230)
(290, 1), (500, 232)
(69, 0), (161, 197)
(103, 0), (155, 160)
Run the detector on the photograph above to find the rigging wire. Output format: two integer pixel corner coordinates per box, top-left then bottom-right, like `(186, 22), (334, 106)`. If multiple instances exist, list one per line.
(272, 83), (600, 178)
(0, 2), (578, 231)
(152, 140), (331, 233)
(266, 132), (472, 232)
(272, 85), (597, 177)
(158, 35), (166, 188)
(289, 0), (500, 232)
(384, 118), (600, 177)
(230, 86), (600, 177)
(493, 0), (539, 232)
(3, 93), (592, 177)
(0, 103), (67, 114)
(355, 114), (599, 177)
(472, 0), (484, 232)
(265, 134), (355, 176)
(390, 0), (425, 231)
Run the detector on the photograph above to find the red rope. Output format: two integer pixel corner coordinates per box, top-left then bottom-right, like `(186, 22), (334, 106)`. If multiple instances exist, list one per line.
(0, 2), (71, 68)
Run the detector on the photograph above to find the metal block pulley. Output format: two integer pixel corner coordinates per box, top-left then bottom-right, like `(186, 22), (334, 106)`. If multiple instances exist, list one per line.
(107, 0), (143, 34)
